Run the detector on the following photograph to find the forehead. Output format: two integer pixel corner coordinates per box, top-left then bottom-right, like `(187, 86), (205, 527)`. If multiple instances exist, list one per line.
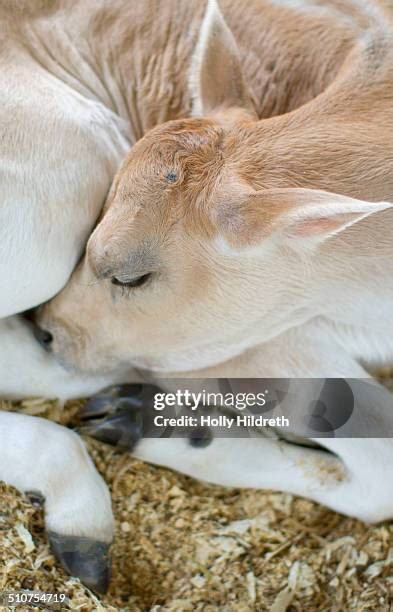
(118, 119), (224, 186)
(108, 119), (228, 235)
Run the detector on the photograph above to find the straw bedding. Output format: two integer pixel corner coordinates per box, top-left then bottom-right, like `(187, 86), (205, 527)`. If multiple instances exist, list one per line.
(0, 375), (392, 611)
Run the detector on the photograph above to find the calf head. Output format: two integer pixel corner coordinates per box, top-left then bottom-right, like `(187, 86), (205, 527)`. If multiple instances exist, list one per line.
(37, 0), (389, 374)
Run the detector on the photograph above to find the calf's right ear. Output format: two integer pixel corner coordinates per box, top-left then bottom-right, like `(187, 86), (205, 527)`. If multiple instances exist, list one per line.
(189, 0), (256, 117)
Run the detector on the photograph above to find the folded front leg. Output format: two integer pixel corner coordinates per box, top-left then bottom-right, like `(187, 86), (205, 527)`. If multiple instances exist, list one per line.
(132, 409), (393, 523)
(309, 377), (393, 522)
(135, 324), (393, 522)
(133, 434), (347, 495)
(0, 411), (114, 592)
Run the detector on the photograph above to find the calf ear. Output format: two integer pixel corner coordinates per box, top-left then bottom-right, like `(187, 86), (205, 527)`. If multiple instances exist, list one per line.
(190, 0), (255, 116)
(216, 188), (392, 252)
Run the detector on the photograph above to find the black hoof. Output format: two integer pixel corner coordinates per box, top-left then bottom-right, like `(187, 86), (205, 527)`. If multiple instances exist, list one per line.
(49, 532), (111, 594)
(79, 399), (144, 449)
(78, 384), (161, 450)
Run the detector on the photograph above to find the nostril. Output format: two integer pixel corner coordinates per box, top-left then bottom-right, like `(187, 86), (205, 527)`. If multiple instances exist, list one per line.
(33, 326), (54, 352)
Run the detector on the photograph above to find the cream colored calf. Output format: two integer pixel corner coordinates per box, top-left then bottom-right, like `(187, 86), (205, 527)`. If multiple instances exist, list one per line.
(1, 0), (392, 591)
(40, 0), (393, 528)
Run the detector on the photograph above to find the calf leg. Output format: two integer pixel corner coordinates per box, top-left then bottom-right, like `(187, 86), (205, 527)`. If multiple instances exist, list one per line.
(195, 327), (393, 521)
(0, 411), (113, 592)
(133, 434), (348, 501)
(82, 323), (393, 522)
(133, 431), (393, 523)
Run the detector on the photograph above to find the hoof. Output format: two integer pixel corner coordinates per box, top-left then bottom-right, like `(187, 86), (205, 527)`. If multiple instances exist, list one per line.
(79, 399), (144, 449)
(49, 532), (111, 594)
(78, 384), (161, 450)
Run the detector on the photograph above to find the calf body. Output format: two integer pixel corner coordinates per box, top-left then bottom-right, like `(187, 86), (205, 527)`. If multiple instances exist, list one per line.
(41, 0), (393, 376)
(38, 0), (393, 526)
(1, 0), (392, 589)
(0, 0), (360, 394)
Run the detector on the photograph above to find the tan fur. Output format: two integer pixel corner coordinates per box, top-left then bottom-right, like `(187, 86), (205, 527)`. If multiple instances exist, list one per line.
(36, 0), (393, 378)
(5, 0), (392, 528)
(4, 0), (393, 554)
(0, 0), (375, 129)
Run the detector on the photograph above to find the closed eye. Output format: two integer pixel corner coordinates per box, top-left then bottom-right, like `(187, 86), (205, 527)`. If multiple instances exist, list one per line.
(111, 272), (152, 289)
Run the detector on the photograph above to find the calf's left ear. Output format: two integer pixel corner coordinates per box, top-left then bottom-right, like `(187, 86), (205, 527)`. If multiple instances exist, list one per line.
(216, 188), (392, 252)
(190, 0), (255, 116)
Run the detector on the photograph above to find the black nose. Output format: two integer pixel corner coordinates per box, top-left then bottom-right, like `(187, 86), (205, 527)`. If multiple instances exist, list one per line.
(34, 325), (53, 351)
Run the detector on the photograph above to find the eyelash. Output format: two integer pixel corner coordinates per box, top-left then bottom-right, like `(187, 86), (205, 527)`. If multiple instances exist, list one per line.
(117, 284), (133, 298)
(111, 274), (153, 299)
(111, 273), (152, 290)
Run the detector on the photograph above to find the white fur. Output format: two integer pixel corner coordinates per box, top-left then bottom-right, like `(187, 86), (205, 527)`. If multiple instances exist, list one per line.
(0, 317), (132, 400)
(189, 0), (244, 116)
(137, 322), (393, 523)
(0, 13), (138, 547)
(134, 436), (393, 523)
(0, 411), (113, 540)
(189, 0), (220, 116)
(0, 57), (130, 318)
(1, 0), (393, 555)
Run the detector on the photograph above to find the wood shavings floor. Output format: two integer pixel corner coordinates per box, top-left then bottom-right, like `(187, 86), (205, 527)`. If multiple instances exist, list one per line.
(0, 387), (392, 611)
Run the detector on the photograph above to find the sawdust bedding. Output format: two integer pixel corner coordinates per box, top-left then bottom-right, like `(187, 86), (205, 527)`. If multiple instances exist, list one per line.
(1, 2), (392, 609)
(0, 379), (392, 611)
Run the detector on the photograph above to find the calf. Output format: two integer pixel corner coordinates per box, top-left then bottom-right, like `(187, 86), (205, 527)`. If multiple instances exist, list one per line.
(1, 0), (391, 590)
(38, 0), (393, 527)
